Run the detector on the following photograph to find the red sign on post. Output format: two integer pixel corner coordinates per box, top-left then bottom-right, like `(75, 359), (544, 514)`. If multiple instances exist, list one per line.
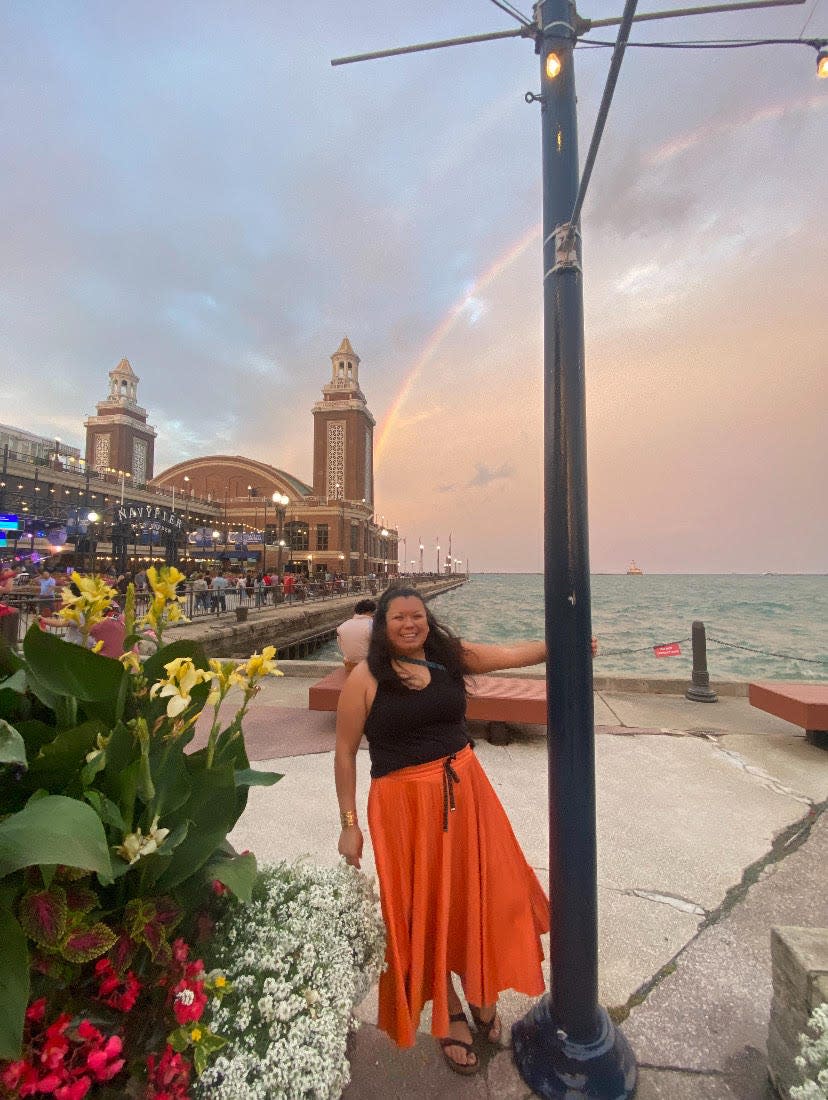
(653, 642), (682, 658)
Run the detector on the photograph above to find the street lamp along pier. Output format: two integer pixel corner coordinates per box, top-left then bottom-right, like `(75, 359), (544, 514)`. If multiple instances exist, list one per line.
(332, 0), (818, 1095)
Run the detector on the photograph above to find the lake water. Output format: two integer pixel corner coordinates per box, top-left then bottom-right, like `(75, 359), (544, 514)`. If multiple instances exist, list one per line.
(315, 574), (828, 682)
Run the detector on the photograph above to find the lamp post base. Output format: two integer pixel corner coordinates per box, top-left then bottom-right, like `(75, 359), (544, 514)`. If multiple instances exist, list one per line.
(512, 1000), (637, 1099)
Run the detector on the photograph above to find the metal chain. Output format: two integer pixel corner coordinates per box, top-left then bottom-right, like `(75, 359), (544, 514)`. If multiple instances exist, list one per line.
(597, 635), (827, 665)
(598, 637), (691, 657)
(707, 635), (828, 665)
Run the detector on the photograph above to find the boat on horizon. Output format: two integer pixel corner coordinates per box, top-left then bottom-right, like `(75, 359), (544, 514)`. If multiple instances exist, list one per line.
(626, 560), (644, 575)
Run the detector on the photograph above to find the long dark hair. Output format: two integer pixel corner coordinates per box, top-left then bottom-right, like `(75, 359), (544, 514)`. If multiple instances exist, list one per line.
(367, 586), (466, 689)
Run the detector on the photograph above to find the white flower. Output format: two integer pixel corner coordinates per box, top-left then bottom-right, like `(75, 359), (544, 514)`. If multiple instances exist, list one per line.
(114, 814), (170, 865)
(193, 861), (385, 1099)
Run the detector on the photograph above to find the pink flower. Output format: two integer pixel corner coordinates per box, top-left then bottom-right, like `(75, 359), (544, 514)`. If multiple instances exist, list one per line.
(85, 1034), (124, 1081)
(171, 937), (189, 964)
(25, 998), (47, 1025)
(54, 1078), (92, 1100)
(146, 1045), (191, 1099)
(170, 978), (207, 1025)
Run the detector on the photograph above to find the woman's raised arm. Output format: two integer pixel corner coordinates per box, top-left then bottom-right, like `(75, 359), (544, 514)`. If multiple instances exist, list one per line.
(460, 640), (546, 675)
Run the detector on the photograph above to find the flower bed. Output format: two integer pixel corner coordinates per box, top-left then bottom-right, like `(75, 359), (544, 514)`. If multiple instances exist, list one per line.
(792, 1003), (828, 1100)
(0, 569), (283, 1096)
(194, 862), (386, 1100)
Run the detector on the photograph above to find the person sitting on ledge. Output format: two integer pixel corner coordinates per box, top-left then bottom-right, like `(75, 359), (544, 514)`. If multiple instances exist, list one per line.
(336, 599), (377, 675)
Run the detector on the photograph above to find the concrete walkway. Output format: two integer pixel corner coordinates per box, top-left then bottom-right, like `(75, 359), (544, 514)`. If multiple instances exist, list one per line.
(210, 664), (828, 1098)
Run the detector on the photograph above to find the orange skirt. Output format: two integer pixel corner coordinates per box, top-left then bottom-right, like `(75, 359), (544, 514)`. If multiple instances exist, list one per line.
(367, 744), (549, 1048)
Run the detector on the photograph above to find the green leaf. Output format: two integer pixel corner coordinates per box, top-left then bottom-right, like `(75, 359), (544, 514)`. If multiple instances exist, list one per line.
(148, 744), (192, 819)
(233, 768), (283, 789)
(142, 641), (210, 698)
(24, 721), (103, 793)
(18, 886), (68, 947)
(167, 1027), (189, 1053)
(0, 906), (29, 1060)
(0, 720), (26, 767)
(62, 921), (117, 963)
(23, 624), (128, 727)
(0, 669), (27, 696)
(204, 851), (258, 903)
(80, 749), (107, 787)
(156, 765), (238, 891)
(0, 795), (113, 883)
(15, 719), (59, 755)
(83, 789), (126, 833)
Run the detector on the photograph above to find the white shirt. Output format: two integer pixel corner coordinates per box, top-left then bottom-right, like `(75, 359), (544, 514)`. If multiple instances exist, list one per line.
(336, 614), (373, 664)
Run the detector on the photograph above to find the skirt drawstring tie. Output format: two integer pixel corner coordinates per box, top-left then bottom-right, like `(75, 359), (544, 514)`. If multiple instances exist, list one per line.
(442, 754), (460, 832)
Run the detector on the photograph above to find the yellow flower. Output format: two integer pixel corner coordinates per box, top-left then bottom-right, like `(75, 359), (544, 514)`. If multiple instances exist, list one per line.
(119, 652), (142, 673)
(57, 571), (118, 635)
(114, 815), (170, 865)
(139, 567), (188, 642)
(190, 1028), (202, 1043)
(231, 646), (283, 692)
(149, 656), (212, 718)
(146, 565), (186, 602)
(213, 975), (226, 989)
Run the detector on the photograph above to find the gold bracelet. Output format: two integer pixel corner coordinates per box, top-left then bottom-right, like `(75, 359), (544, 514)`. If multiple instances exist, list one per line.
(340, 809), (358, 829)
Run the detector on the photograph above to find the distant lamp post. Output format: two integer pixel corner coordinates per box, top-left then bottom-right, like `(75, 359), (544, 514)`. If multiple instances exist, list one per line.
(418, 542), (424, 573)
(410, 560), (416, 573)
(183, 477), (191, 564)
(380, 528), (388, 575)
(818, 43), (828, 77)
(86, 511), (100, 574)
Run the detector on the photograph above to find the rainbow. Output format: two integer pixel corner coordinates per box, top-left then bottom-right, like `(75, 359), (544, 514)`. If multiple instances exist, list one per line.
(648, 93), (825, 165)
(374, 221), (541, 462)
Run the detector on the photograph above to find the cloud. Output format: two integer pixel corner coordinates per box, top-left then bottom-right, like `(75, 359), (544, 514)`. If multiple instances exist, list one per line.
(466, 463), (514, 489)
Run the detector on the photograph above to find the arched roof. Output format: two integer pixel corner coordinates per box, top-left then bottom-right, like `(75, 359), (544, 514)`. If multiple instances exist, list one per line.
(152, 455), (313, 500)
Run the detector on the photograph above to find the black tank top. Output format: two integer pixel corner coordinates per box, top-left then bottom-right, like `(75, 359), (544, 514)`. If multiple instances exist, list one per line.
(365, 666), (470, 778)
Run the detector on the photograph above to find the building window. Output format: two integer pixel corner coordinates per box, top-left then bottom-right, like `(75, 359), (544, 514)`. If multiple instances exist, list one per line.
(364, 427), (373, 505)
(133, 439), (147, 484)
(285, 521), (309, 552)
(316, 524), (328, 551)
(326, 421), (345, 499)
(94, 434), (111, 473)
(350, 524), (359, 552)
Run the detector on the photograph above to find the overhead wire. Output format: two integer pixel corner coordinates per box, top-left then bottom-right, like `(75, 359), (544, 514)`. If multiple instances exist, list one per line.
(798, 0), (822, 35)
(577, 33), (825, 47)
(488, 0), (533, 26)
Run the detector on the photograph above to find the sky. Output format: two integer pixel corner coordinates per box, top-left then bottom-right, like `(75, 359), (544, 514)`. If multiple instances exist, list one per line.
(1, 0), (826, 574)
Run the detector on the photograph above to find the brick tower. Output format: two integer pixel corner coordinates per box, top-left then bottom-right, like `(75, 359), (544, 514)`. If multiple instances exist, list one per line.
(311, 338), (375, 505)
(84, 358), (157, 485)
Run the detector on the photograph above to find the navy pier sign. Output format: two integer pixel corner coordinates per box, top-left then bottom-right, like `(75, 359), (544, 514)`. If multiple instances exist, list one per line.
(113, 503), (185, 536)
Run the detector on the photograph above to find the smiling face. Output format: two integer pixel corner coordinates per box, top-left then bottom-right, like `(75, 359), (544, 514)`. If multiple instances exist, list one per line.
(385, 595), (429, 658)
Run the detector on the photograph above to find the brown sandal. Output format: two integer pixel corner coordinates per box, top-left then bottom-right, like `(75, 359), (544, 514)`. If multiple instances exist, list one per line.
(469, 1004), (502, 1046)
(439, 1010), (479, 1076)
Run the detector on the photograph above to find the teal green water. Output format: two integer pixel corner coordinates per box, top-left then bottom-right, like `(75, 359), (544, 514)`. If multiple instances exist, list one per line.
(316, 574), (828, 682)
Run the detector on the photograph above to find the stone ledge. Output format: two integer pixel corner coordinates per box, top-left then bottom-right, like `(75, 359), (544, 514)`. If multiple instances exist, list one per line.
(768, 926), (828, 1098)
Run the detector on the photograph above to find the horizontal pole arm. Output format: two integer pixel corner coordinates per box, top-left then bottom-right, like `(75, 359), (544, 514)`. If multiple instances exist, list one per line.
(588, 0), (805, 30)
(331, 26), (528, 67)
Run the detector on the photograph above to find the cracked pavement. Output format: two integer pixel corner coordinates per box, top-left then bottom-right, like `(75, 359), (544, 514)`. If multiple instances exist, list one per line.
(223, 665), (828, 1098)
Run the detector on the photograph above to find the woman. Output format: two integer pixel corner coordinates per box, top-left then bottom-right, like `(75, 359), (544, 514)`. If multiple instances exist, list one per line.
(335, 587), (550, 1075)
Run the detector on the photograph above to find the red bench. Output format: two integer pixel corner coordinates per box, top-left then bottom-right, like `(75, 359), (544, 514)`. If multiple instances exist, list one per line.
(308, 667), (547, 739)
(748, 682), (828, 748)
